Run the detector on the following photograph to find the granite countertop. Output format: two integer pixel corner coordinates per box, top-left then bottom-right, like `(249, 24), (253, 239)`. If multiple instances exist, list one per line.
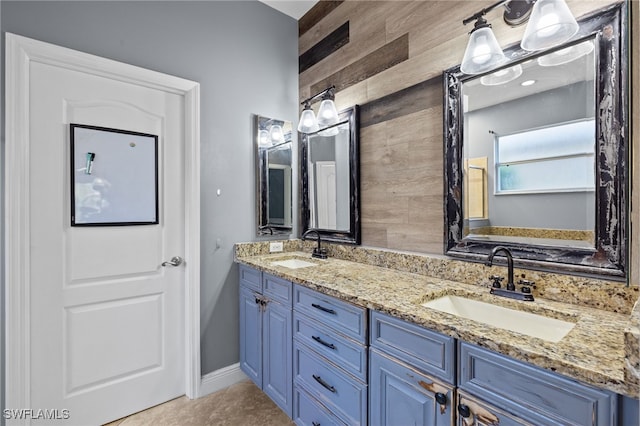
(236, 251), (639, 398)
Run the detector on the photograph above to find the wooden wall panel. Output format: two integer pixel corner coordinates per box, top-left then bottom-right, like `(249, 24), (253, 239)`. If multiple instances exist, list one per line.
(310, 33), (409, 94)
(299, 0), (344, 37)
(299, 21), (350, 73)
(299, 0), (627, 258)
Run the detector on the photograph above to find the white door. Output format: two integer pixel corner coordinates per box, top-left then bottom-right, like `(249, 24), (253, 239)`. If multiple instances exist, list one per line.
(5, 34), (200, 425)
(316, 161), (337, 229)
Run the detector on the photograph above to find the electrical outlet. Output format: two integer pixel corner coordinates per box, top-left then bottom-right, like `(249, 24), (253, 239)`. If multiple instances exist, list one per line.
(269, 242), (284, 253)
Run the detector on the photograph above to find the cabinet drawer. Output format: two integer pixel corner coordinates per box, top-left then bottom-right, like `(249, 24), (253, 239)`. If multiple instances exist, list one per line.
(458, 342), (616, 426)
(294, 386), (347, 426)
(294, 342), (367, 425)
(294, 285), (366, 343)
(239, 265), (261, 292)
(264, 273), (292, 306)
(370, 311), (455, 384)
(294, 312), (367, 380)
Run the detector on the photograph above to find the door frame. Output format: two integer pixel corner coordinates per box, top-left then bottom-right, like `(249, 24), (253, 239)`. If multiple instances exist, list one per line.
(4, 33), (202, 418)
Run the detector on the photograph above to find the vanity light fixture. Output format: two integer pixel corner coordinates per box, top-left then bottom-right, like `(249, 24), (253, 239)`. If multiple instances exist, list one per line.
(460, 0), (579, 74)
(297, 85), (338, 134)
(460, 15), (507, 75)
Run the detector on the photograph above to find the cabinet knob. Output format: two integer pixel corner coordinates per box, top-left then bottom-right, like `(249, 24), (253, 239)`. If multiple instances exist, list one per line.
(435, 392), (447, 405)
(458, 404), (471, 418)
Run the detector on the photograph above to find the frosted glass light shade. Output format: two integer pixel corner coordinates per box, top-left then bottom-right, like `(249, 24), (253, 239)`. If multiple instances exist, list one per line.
(297, 107), (319, 133)
(316, 99), (339, 127)
(269, 124), (283, 143)
(537, 40), (593, 66)
(460, 26), (507, 75)
(521, 0), (579, 51)
(480, 64), (523, 86)
(258, 130), (270, 146)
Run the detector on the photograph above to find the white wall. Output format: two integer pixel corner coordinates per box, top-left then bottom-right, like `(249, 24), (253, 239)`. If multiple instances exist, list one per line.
(0, 2), (298, 411)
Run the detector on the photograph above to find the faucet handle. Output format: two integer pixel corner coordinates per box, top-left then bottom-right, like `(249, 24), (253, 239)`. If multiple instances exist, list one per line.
(312, 247), (328, 259)
(518, 279), (536, 293)
(489, 275), (504, 288)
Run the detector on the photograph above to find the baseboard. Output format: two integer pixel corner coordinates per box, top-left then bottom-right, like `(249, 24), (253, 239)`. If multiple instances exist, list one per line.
(198, 363), (248, 398)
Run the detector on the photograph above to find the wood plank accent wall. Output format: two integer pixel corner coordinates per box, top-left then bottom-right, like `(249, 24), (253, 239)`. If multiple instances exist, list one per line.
(299, 0), (632, 261)
(299, 21), (349, 73)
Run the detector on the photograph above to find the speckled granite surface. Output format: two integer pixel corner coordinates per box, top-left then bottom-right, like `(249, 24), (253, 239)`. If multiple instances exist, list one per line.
(235, 241), (640, 399)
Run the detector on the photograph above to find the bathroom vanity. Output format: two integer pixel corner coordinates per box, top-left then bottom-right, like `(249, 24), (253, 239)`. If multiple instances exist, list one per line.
(236, 248), (639, 425)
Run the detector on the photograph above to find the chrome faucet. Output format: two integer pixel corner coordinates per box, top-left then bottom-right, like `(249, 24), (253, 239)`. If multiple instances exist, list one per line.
(485, 246), (534, 301)
(302, 229), (328, 259)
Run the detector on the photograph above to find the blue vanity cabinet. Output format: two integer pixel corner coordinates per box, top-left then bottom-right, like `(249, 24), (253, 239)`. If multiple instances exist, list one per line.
(292, 285), (368, 426)
(369, 311), (456, 426)
(238, 265), (293, 418)
(458, 342), (617, 426)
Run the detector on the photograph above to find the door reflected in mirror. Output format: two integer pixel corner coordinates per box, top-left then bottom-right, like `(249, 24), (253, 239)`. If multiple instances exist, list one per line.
(306, 121), (351, 231)
(301, 105), (360, 244)
(461, 38), (596, 249)
(255, 115), (293, 236)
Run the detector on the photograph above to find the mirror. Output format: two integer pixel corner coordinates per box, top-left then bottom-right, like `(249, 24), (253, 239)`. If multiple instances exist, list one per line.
(301, 105), (360, 244)
(255, 115), (293, 236)
(444, 3), (628, 278)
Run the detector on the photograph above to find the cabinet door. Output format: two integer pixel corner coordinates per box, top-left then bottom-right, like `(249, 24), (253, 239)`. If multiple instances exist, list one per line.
(239, 286), (262, 387)
(369, 348), (454, 426)
(263, 299), (293, 417)
(456, 391), (535, 426)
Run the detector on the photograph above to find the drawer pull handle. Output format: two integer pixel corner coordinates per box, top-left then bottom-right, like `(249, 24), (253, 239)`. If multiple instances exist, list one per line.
(311, 303), (336, 315)
(312, 335), (336, 350)
(312, 374), (336, 393)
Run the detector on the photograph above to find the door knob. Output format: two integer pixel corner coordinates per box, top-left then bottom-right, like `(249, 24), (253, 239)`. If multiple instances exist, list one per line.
(162, 256), (183, 267)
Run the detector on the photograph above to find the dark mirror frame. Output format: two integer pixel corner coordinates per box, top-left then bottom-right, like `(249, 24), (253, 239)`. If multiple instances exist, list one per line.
(443, 3), (628, 279)
(255, 115), (293, 237)
(300, 105), (361, 244)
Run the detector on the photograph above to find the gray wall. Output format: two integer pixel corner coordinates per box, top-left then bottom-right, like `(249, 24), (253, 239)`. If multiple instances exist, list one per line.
(0, 2), (298, 405)
(465, 81), (595, 231)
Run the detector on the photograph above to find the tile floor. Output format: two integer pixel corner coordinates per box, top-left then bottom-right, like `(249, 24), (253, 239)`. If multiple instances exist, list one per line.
(104, 380), (294, 426)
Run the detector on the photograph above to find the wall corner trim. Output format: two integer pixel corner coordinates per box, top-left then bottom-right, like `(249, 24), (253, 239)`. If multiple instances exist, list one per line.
(198, 363), (248, 398)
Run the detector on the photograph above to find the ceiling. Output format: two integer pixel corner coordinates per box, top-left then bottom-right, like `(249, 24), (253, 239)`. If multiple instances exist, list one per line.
(258, 0), (319, 20)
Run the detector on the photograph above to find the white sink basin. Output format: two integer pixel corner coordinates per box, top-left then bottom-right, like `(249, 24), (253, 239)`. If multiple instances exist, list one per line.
(422, 295), (575, 343)
(271, 258), (318, 269)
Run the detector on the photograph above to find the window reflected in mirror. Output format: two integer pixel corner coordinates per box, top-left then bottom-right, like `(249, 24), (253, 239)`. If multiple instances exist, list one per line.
(461, 37), (596, 249)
